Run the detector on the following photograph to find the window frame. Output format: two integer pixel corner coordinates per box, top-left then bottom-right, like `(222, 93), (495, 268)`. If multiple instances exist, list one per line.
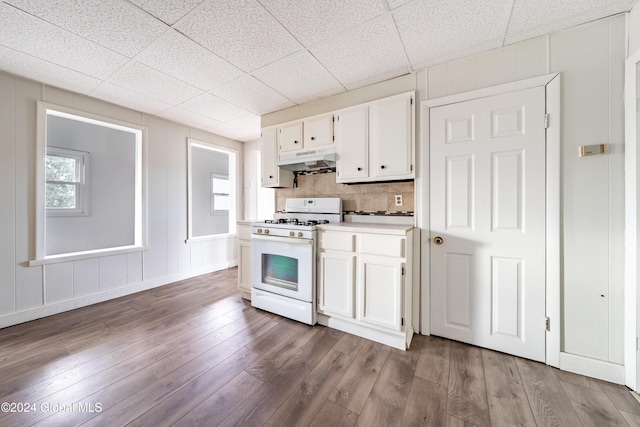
(45, 146), (90, 216)
(210, 172), (230, 215)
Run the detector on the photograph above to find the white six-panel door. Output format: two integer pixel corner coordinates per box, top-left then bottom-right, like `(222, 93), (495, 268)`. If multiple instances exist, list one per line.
(430, 86), (547, 362)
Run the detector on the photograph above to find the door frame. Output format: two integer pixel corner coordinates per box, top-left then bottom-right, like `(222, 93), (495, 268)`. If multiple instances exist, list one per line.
(417, 73), (561, 367)
(624, 49), (640, 391)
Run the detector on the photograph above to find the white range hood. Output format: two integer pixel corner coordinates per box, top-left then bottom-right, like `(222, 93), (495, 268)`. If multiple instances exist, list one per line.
(277, 146), (336, 171)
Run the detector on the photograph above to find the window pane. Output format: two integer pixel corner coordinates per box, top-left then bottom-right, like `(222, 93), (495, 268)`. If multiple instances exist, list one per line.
(46, 155), (77, 182)
(212, 177), (230, 194)
(46, 183), (76, 208)
(214, 194), (229, 211)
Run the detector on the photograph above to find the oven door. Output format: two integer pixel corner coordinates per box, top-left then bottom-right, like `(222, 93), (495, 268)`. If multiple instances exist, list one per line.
(251, 234), (314, 302)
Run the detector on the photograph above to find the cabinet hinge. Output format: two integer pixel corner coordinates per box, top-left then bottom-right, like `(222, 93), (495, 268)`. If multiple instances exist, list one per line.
(336, 116), (340, 121)
(401, 267), (405, 276)
(544, 114), (549, 129)
(410, 165), (413, 171)
(332, 116), (335, 122)
(332, 135), (335, 141)
(410, 98), (413, 105)
(545, 317), (550, 332)
(401, 318), (404, 326)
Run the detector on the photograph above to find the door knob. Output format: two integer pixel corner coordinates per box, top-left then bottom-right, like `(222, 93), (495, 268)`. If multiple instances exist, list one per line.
(433, 236), (444, 245)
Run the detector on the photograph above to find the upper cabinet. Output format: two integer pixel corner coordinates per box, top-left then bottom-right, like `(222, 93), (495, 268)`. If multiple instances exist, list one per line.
(278, 113), (334, 155)
(335, 91), (415, 184)
(261, 126), (293, 188)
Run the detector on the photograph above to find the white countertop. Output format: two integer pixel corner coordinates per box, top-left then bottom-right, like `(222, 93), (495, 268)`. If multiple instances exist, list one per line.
(317, 222), (413, 235)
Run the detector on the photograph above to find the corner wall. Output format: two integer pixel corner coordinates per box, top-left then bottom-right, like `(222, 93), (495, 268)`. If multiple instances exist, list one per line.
(0, 72), (244, 328)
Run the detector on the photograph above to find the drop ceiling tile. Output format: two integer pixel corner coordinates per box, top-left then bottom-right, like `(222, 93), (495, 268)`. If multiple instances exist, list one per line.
(90, 82), (173, 115)
(393, 0), (509, 70)
(5, 0), (168, 58)
(505, 0), (636, 45)
(211, 75), (295, 115)
(135, 29), (244, 91)
(258, 0), (386, 47)
(310, 14), (410, 90)
(180, 93), (250, 122)
(127, 0), (202, 25)
(108, 61), (203, 105)
(226, 113), (261, 133)
(0, 45), (101, 94)
(0, 3), (129, 80)
(157, 106), (226, 133)
(252, 50), (345, 104)
(386, 0), (414, 9)
(174, 0), (301, 72)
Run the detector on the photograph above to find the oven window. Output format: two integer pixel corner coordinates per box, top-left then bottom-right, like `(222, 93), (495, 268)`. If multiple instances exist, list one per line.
(262, 254), (298, 291)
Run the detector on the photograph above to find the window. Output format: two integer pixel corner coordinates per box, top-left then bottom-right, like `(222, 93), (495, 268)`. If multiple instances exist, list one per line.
(187, 139), (237, 240)
(211, 173), (230, 214)
(45, 146), (88, 215)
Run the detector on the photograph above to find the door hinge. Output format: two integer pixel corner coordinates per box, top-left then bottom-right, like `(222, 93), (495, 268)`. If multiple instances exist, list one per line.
(544, 114), (550, 129)
(545, 317), (550, 332)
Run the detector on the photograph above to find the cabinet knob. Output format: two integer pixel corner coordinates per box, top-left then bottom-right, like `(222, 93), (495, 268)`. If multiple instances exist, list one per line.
(269, 175), (273, 179)
(357, 167), (362, 171)
(380, 165), (386, 169)
(294, 140), (299, 144)
(310, 137), (315, 140)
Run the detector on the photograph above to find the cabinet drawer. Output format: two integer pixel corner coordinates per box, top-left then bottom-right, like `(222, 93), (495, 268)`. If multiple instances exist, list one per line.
(358, 234), (405, 258)
(319, 231), (355, 252)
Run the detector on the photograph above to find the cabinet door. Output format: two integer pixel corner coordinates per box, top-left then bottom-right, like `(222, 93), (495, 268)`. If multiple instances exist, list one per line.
(318, 251), (356, 318)
(261, 127), (293, 188)
(336, 106), (368, 182)
(370, 94), (414, 179)
(279, 121), (303, 152)
(358, 256), (403, 331)
(305, 114), (333, 148)
(238, 240), (252, 294)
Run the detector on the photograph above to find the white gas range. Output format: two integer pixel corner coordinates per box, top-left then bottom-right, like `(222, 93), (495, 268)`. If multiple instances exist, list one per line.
(251, 198), (341, 325)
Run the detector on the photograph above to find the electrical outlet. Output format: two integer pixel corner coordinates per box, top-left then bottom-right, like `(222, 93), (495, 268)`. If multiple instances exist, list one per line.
(395, 194), (403, 207)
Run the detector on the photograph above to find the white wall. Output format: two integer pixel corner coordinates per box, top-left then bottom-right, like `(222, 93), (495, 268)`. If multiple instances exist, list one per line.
(46, 114), (137, 255)
(263, 14), (626, 368)
(0, 72), (243, 328)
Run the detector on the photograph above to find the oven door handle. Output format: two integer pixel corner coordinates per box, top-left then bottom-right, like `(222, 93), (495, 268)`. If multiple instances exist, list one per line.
(251, 234), (313, 246)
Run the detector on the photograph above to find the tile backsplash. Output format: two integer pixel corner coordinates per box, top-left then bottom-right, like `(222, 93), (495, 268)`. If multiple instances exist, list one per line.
(275, 172), (414, 213)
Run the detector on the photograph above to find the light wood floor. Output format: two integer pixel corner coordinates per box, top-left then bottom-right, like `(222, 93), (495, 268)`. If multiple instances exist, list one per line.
(0, 268), (639, 426)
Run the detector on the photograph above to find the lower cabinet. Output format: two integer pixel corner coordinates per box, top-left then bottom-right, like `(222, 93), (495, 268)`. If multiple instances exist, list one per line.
(317, 227), (413, 350)
(238, 223), (252, 300)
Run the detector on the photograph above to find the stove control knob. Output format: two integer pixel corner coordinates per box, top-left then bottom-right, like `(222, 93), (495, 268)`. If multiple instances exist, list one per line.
(289, 231), (294, 237)
(298, 232), (303, 238)
(257, 228), (262, 234)
(265, 229), (270, 235)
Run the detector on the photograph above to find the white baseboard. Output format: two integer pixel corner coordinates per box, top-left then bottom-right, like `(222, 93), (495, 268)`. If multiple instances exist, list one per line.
(0, 261), (237, 330)
(560, 352), (625, 385)
(318, 314), (412, 350)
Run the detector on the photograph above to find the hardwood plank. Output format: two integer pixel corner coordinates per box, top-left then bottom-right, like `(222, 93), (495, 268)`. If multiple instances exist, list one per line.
(560, 380), (628, 427)
(172, 371), (263, 426)
(481, 349), (536, 426)
(447, 341), (490, 427)
(329, 340), (391, 414)
(400, 376), (448, 426)
(245, 322), (318, 382)
(265, 348), (353, 426)
(620, 409), (640, 426)
(515, 358), (582, 427)
(414, 334), (451, 387)
(310, 400), (359, 427)
(446, 415), (475, 426)
(217, 327), (344, 427)
(334, 332), (366, 356)
(128, 348), (262, 427)
(356, 347), (419, 427)
(595, 379), (640, 416)
(553, 367), (602, 391)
